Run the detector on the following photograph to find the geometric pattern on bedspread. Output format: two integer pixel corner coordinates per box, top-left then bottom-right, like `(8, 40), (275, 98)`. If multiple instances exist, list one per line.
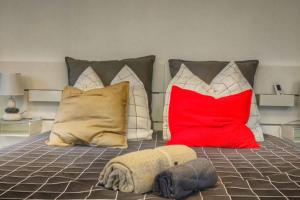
(0, 133), (299, 200)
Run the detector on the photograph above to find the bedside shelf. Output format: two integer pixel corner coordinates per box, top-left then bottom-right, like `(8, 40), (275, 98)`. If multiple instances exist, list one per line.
(258, 94), (295, 107)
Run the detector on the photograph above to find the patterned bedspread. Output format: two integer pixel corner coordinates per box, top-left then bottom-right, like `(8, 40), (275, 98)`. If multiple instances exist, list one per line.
(0, 133), (299, 200)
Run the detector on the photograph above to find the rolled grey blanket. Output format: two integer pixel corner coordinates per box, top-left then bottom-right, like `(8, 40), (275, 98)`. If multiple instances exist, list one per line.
(153, 158), (218, 199)
(99, 145), (197, 194)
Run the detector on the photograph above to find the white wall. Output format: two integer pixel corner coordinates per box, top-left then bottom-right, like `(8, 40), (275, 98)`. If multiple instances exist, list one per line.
(0, 0), (300, 132)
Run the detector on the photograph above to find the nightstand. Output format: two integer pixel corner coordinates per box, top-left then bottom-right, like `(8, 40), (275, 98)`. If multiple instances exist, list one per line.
(281, 120), (300, 144)
(257, 94), (298, 138)
(0, 118), (43, 148)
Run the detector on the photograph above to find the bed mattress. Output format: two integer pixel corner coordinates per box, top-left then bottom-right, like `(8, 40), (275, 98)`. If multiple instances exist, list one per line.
(0, 133), (299, 200)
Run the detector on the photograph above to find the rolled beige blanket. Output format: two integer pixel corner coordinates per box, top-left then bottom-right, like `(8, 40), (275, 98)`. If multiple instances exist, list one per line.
(99, 145), (197, 194)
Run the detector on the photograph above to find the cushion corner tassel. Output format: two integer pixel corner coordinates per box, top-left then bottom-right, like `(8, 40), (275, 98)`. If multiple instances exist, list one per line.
(153, 158), (218, 199)
(98, 145), (197, 194)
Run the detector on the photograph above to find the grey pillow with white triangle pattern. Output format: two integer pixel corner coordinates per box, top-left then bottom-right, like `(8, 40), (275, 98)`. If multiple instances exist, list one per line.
(163, 61), (264, 142)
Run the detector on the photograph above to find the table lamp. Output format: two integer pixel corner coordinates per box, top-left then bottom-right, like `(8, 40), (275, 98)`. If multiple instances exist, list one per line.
(0, 73), (24, 120)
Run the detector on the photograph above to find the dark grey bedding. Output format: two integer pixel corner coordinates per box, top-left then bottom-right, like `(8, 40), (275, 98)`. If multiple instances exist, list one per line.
(0, 132), (299, 199)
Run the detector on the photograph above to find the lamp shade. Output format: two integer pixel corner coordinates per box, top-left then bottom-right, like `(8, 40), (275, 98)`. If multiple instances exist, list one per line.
(0, 73), (24, 96)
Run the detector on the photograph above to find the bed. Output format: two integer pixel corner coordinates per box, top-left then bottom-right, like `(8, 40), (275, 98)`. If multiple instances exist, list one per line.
(1, 57), (298, 199)
(0, 132), (299, 200)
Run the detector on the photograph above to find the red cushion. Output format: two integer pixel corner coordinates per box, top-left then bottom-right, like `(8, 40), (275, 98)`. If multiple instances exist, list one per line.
(167, 86), (259, 148)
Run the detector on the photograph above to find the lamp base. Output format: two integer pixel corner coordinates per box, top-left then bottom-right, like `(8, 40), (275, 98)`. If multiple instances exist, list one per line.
(2, 113), (22, 121)
(2, 96), (23, 120)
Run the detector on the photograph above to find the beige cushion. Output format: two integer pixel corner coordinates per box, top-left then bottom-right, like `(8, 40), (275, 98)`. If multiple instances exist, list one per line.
(46, 82), (129, 148)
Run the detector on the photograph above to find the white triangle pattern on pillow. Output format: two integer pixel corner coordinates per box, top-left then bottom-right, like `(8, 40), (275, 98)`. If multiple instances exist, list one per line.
(74, 66), (104, 91)
(163, 61), (264, 142)
(210, 62), (263, 141)
(111, 65), (153, 140)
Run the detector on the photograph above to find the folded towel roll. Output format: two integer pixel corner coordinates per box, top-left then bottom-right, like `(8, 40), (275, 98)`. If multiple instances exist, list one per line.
(153, 158), (218, 199)
(99, 145), (197, 194)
